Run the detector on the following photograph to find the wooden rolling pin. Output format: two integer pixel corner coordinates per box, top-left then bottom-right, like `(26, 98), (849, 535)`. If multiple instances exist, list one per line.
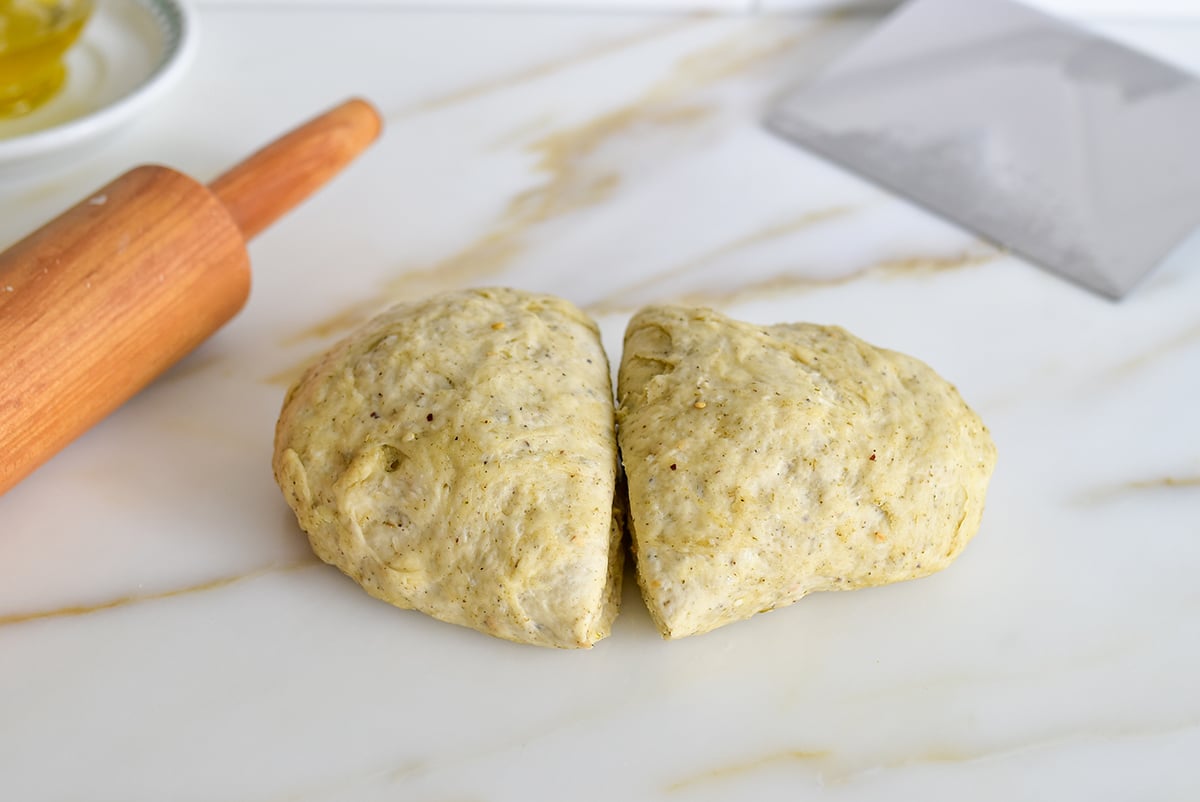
(0, 98), (382, 496)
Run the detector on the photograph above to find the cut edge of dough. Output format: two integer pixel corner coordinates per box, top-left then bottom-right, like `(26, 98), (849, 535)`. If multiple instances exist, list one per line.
(272, 288), (625, 650)
(617, 304), (998, 640)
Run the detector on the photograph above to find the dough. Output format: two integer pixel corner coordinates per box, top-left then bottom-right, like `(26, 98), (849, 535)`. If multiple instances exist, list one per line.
(274, 288), (622, 648)
(617, 306), (996, 639)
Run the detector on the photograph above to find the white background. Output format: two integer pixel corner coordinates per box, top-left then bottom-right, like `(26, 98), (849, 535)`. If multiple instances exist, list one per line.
(189, 0), (1200, 20)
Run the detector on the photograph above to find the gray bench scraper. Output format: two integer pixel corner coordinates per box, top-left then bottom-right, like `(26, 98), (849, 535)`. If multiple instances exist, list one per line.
(768, 0), (1200, 299)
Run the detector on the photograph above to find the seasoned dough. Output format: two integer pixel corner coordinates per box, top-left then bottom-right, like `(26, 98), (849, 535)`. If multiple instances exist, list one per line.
(617, 306), (996, 639)
(274, 288), (622, 648)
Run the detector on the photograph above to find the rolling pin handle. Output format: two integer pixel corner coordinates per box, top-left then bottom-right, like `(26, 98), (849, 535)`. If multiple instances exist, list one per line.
(208, 98), (383, 241)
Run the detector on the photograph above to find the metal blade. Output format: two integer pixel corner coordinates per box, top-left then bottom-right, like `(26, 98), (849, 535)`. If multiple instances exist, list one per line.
(768, 0), (1200, 299)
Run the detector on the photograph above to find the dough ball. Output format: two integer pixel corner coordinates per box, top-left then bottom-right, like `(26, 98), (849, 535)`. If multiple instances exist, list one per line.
(274, 288), (623, 648)
(617, 306), (996, 639)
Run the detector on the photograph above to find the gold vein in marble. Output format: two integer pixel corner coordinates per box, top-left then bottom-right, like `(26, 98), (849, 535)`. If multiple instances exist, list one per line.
(388, 15), (708, 120)
(488, 113), (556, 151)
(586, 205), (856, 314)
(674, 249), (1001, 307)
(282, 307), (376, 348)
(1128, 476), (1200, 489)
(832, 720), (1200, 785)
(1078, 475), (1200, 504)
(279, 225), (528, 351)
(596, 249), (1001, 315)
(0, 559), (319, 628)
(666, 719), (1200, 792)
(284, 20), (828, 348)
(1103, 320), (1200, 379)
(266, 358), (315, 388)
(272, 690), (648, 800)
(665, 749), (829, 793)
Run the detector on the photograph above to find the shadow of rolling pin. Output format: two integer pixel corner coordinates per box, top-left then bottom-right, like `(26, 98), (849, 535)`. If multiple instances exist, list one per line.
(0, 98), (383, 496)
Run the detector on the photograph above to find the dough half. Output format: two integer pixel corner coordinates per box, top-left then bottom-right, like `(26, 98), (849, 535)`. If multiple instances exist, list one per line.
(274, 288), (622, 648)
(617, 306), (996, 639)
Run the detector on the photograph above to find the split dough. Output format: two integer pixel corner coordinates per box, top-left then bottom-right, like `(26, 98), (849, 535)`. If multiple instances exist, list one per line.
(273, 288), (622, 648)
(617, 305), (996, 639)
(274, 292), (996, 646)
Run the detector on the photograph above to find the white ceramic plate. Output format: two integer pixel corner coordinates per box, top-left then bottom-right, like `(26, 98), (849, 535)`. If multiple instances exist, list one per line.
(0, 0), (195, 179)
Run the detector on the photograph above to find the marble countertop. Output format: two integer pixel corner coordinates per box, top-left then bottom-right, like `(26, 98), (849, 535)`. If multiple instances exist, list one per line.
(2, 6), (1198, 800)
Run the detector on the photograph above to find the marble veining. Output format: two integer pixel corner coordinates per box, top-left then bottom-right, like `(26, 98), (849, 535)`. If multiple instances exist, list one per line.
(1075, 474), (1200, 504)
(585, 204), (857, 312)
(0, 560), (319, 628)
(0, 6), (1198, 802)
(594, 248), (1003, 313)
(1099, 318), (1200, 378)
(665, 749), (830, 793)
(284, 19), (838, 348)
(386, 15), (708, 120)
(664, 718), (1200, 793)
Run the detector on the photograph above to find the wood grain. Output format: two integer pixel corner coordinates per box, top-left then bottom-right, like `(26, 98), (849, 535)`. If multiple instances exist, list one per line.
(0, 166), (249, 495)
(0, 98), (383, 495)
(209, 98), (382, 239)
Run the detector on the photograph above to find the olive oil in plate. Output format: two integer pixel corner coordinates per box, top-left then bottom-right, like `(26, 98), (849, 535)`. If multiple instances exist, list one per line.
(0, 0), (93, 118)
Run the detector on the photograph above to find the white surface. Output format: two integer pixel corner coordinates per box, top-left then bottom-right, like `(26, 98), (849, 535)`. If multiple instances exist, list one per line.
(759, 0), (1200, 15)
(1, 6), (1199, 801)
(0, 0), (196, 179)
(189, 0), (1200, 20)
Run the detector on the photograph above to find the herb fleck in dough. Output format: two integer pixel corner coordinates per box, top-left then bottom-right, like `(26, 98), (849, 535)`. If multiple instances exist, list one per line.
(274, 288), (622, 648)
(617, 306), (996, 639)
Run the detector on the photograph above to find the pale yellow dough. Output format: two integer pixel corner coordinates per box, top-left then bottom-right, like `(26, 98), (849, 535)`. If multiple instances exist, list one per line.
(273, 288), (622, 648)
(617, 306), (996, 639)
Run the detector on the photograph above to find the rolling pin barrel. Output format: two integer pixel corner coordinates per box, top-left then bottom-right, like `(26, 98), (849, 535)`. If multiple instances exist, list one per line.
(0, 167), (248, 496)
(0, 98), (382, 496)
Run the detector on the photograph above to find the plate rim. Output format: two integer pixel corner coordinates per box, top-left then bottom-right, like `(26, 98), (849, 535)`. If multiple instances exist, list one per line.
(0, 0), (198, 166)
